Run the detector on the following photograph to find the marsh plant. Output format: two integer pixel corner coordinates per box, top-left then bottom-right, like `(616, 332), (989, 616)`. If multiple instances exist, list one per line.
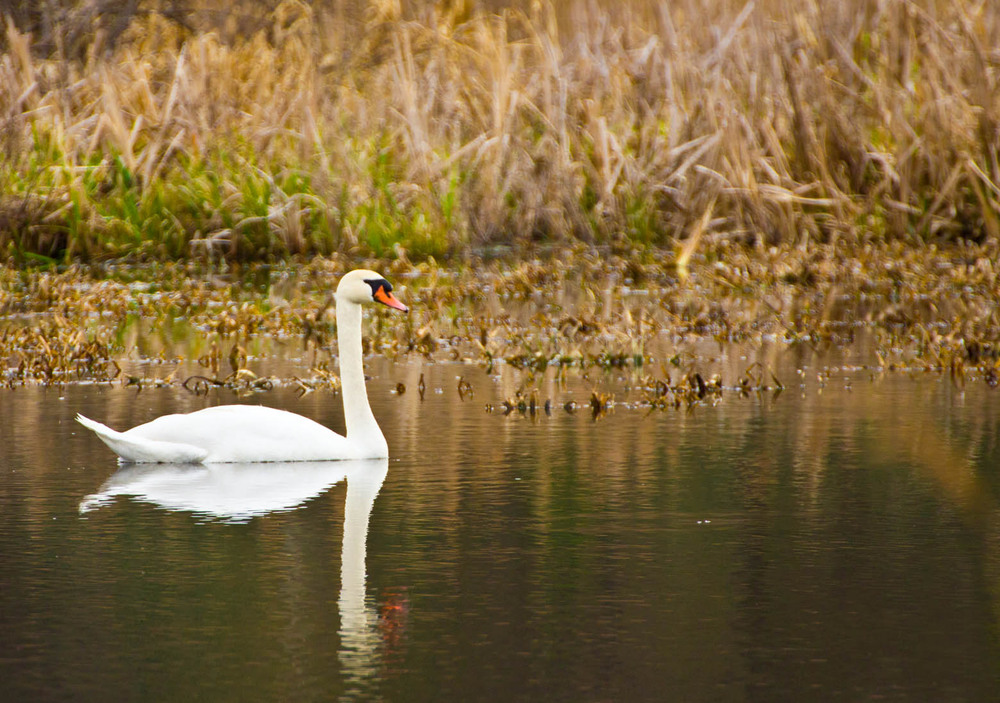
(4, 242), (1000, 407)
(1, 0), (999, 262)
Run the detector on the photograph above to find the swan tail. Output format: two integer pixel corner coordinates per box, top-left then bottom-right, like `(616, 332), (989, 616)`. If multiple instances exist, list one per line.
(76, 414), (209, 464)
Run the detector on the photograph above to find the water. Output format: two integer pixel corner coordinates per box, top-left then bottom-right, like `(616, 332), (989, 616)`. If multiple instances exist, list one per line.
(2, 357), (1000, 702)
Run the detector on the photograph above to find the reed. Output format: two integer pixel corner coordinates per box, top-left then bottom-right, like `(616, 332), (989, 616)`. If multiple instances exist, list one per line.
(1, 0), (998, 263)
(5, 236), (1000, 391)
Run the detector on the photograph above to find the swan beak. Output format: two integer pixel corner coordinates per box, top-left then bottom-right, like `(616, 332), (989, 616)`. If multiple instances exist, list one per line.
(374, 287), (409, 313)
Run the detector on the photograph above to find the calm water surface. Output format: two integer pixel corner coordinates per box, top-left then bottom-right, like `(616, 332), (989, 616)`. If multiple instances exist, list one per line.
(2, 356), (1000, 702)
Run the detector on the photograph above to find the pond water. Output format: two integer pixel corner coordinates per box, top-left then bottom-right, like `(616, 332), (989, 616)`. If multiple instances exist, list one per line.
(3, 354), (1000, 702)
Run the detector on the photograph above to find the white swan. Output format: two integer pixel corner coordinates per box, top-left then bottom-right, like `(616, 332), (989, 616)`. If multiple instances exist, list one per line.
(76, 269), (408, 463)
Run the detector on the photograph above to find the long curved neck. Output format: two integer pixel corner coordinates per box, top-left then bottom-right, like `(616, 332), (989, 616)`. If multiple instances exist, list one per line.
(336, 296), (387, 454)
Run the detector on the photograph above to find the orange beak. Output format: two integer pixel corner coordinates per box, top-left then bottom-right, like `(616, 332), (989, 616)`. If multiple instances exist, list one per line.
(374, 286), (409, 312)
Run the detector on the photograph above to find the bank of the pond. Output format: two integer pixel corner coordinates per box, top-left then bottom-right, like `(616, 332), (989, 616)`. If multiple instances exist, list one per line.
(3, 241), (999, 407)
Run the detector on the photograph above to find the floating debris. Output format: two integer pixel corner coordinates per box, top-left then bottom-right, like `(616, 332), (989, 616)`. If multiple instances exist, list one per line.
(3, 246), (1000, 406)
(457, 376), (473, 401)
(589, 391), (613, 419)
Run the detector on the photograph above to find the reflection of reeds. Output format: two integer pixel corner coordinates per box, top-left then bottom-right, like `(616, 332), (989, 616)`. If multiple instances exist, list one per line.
(1, 0), (998, 262)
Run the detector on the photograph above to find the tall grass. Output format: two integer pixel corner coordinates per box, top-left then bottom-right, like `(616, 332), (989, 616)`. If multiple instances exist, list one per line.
(1, 0), (998, 263)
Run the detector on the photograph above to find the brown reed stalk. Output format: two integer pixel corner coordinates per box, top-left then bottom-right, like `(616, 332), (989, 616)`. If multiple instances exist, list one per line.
(0, 0), (998, 262)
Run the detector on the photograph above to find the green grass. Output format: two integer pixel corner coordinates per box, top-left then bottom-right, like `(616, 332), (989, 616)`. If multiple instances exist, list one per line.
(1, 0), (999, 264)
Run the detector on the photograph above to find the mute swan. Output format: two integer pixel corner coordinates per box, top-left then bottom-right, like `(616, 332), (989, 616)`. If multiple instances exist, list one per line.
(76, 269), (408, 463)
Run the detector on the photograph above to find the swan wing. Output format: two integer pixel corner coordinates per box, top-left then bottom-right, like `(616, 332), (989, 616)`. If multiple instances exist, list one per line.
(76, 414), (209, 463)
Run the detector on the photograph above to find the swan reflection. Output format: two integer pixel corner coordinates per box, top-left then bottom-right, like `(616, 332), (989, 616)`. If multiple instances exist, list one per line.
(79, 458), (390, 689)
(78, 459), (388, 522)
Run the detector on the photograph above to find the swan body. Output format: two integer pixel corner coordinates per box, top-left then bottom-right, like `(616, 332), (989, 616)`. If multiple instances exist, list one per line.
(77, 269), (408, 464)
(76, 406), (359, 463)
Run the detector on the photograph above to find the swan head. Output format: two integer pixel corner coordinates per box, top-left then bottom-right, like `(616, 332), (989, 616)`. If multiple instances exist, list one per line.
(336, 269), (409, 312)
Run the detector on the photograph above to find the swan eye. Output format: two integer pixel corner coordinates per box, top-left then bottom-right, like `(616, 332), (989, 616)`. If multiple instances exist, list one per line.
(364, 278), (391, 299)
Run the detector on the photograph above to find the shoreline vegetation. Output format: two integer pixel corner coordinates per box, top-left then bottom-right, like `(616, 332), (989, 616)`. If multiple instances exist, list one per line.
(1, 0), (998, 263)
(3, 242), (1000, 397)
(2, 1), (1000, 399)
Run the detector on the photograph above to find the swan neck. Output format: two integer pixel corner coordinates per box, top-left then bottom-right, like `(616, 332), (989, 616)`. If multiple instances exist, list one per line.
(336, 297), (384, 450)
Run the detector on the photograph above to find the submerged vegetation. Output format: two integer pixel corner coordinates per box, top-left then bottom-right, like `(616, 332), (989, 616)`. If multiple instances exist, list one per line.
(1, 0), (999, 262)
(4, 241), (1000, 414)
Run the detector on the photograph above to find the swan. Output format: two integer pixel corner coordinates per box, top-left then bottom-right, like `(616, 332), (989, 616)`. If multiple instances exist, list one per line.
(76, 269), (408, 463)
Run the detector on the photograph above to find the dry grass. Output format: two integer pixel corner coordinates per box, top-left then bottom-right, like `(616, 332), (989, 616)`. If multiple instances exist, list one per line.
(1, 0), (999, 262)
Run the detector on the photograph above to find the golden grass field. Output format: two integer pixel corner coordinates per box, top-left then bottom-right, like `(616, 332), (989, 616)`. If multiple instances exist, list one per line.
(1, 0), (998, 263)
